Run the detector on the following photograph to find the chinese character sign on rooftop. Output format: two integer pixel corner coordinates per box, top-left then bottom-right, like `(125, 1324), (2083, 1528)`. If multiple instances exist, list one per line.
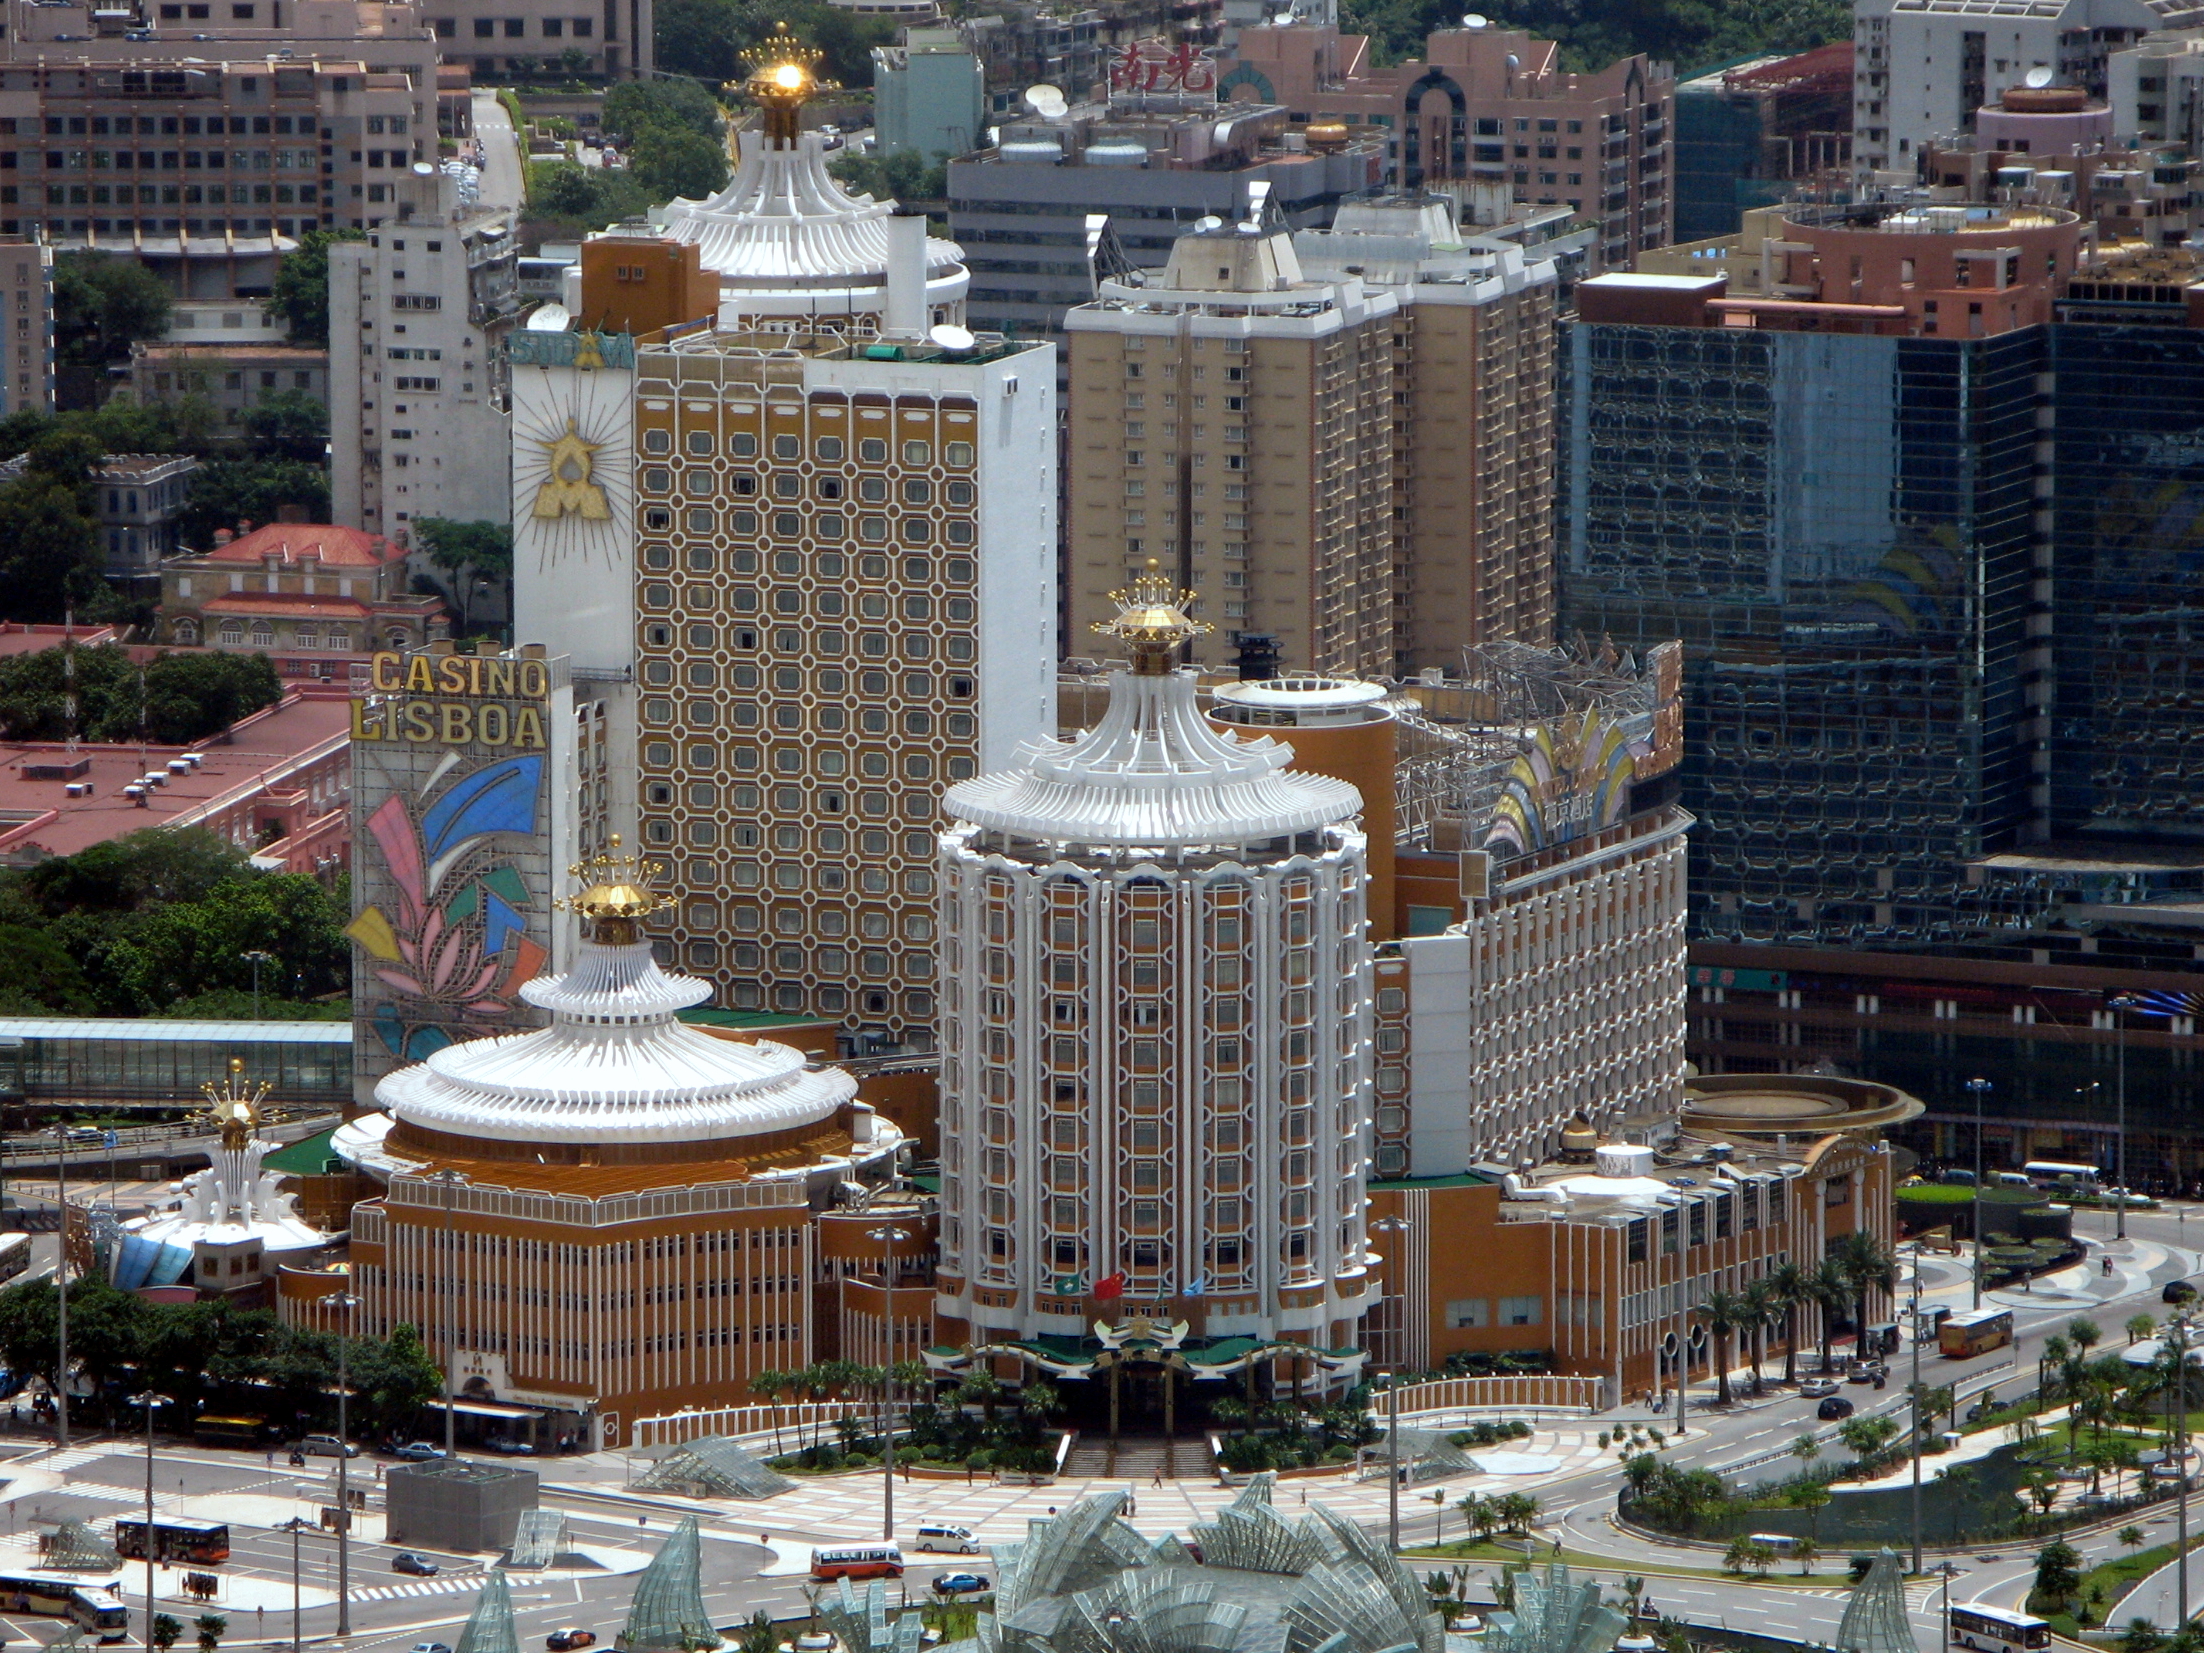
(1109, 40), (1216, 96)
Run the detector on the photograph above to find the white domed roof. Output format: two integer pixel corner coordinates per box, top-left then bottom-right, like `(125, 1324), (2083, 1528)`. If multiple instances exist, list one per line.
(375, 936), (853, 1146)
(944, 667), (1362, 850)
(656, 132), (967, 308)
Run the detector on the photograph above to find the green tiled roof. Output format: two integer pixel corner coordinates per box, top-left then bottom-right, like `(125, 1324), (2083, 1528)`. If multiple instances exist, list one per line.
(262, 1125), (342, 1175)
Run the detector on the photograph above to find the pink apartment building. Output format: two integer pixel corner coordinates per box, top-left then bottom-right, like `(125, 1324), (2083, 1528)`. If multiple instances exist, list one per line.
(1219, 24), (1674, 267)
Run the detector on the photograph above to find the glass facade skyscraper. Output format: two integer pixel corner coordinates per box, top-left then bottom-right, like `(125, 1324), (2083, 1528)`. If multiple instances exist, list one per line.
(1560, 321), (2038, 945)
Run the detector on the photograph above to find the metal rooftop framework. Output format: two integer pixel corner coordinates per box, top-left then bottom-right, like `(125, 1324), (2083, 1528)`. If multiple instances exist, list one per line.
(972, 1480), (1443, 1653)
(504, 1510), (569, 1570)
(619, 1515), (713, 1653)
(38, 1522), (121, 1571)
(1481, 1564), (1626, 1653)
(819, 1579), (927, 1653)
(455, 1573), (521, 1653)
(1835, 1550), (1918, 1653)
(632, 1436), (795, 1501)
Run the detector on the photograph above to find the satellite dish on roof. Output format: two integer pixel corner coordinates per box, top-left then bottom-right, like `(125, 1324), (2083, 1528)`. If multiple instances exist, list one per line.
(412, 161), (435, 175)
(1194, 214), (1225, 230)
(1504, 52), (1519, 69)
(2024, 65), (2054, 88)
(1025, 84), (1068, 118)
(930, 323), (976, 351)
(1463, 12), (1489, 26)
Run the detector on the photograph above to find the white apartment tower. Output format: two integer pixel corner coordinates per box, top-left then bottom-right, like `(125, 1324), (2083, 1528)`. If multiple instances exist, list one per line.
(331, 180), (522, 542)
(1852, 0), (2195, 175)
(934, 572), (1379, 1367)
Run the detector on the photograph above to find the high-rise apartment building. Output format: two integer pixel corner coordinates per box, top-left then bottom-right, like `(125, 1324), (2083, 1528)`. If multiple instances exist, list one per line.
(0, 236), (54, 417)
(423, 0), (650, 81)
(1294, 194), (1559, 665)
(329, 181), (522, 540)
(0, 0), (451, 295)
(1065, 201), (1396, 679)
(1220, 23), (1675, 270)
(1066, 190), (1560, 681)
(511, 44), (1056, 1050)
(1850, 0), (2195, 177)
(934, 572), (1377, 1370)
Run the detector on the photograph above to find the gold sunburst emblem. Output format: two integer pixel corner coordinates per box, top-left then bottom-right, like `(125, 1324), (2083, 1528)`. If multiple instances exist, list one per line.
(532, 418), (611, 522)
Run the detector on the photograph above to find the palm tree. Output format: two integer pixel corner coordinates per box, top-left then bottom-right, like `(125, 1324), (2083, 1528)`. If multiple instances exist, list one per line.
(752, 1368), (788, 1455)
(2130, 1314), (2159, 1346)
(1809, 1259), (1851, 1374)
(1739, 1277), (1775, 1394)
(2040, 1333), (2071, 1401)
(1766, 1260), (1811, 1385)
(1698, 1291), (1747, 1407)
(1830, 1231), (1899, 1359)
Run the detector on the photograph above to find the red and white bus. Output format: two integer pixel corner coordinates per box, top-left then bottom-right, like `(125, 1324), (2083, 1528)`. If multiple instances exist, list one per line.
(810, 1544), (903, 1581)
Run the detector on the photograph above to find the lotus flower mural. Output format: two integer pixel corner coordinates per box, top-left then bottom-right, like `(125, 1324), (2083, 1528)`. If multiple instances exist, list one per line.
(346, 753), (548, 1063)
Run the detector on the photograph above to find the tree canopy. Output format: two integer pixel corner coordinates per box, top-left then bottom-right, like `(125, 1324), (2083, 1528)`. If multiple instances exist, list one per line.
(1339, 0), (1849, 73)
(0, 643), (282, 744)
(0, 828), (349, 1017)
(0, 1276), (439, 1436)
(264, 228), (366, 348)
(52, 253), (173, 369)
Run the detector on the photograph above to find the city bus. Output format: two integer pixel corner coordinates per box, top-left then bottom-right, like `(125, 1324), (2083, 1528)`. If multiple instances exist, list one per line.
(115, 1517), (232, 1564)
(1949, 1605), (2051, 1653)
(0, 1233), (28, 1287)
(2022, 1161), (2101, 1193)
(810, 1544), (903, 1581)
(1939, 1307), (2015, 1359)
(0, 1571), (130, 1640)
(192, 1414), (274, 1449)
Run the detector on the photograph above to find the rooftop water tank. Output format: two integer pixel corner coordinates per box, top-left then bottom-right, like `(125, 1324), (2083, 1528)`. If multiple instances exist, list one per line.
(1595, 1142), (1656, 1180)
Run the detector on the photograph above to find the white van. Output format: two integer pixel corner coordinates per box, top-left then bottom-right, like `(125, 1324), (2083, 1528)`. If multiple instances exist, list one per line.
(912, 1524), (979, 1554)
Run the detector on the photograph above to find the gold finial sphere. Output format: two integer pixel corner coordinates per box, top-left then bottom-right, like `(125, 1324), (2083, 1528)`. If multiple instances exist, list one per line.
(1095, 558), (1212, 675)
(563, 832), (670, 943)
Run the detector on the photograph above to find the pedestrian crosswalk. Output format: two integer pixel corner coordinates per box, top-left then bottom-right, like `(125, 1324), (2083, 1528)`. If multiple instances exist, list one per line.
(346, 1574), (489, 1605)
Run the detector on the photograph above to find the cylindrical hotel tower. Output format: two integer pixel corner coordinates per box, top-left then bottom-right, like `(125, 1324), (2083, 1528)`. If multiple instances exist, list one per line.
(935, 570), (1379, 1371)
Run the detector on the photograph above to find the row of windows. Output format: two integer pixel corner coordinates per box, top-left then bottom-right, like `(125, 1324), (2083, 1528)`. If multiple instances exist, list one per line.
(27, 149), (320, 171)
(32, 184), (314, 206)
(434, 14), (596, 34)
(640, 430), (976, 467)
(639, 511), (976, 549)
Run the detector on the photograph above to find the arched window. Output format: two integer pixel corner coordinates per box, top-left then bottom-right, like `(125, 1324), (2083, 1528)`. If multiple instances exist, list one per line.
(249, 623), (274, 647)
(173, 619), (200, 645)
(218, 622), (244, 646)
(386, 628), (408, 649)
(326, 628), (351, 652)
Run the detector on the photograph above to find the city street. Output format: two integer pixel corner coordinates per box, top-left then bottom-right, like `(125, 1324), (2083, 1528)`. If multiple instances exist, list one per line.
(0, 1200), (2198, 1652)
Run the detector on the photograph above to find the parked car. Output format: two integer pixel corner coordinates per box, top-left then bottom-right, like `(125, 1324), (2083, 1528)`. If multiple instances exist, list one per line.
(1848, 1361), (1888, 1385)
(409, 1642), (452, 1653)
(1799, 1379), (1839, 1399)
(487, 1437), (536, 1456)
(390, 1442), (447, 1462)
(931, 1574), (992, 1597)
(301, 1434), (360, 1458)
(393, 1553), (441, 1577)
(2166, 1280), (2198, 1304)
(547, 1631), (597, 1649)
(64, 1126), (105, 1144)
(1817, 1396), (1856, 1421)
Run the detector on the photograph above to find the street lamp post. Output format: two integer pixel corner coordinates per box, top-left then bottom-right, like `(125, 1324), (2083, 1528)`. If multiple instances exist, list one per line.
(2112, 994), (2137, 1243)
(241, 950), (276, 1020)
(424, 1170), (469, 1458)
(278, 1518), (307, 1653)
(1369, 1213), (1412, 1549)
(330, 1291), (359, 1636)
(1966, 1078), (1993, 1310)
(864, 1224), (911, 1546)
(53, 1121), (69, 1449)
(2174, 1312), (2195, 1627)
(133, 1391), (167, 1653)
(1909, 1267), (1924, 1575)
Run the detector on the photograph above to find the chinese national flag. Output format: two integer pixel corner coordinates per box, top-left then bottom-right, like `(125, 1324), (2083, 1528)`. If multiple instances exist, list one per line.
(1093, 1272), (1127, 1300)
